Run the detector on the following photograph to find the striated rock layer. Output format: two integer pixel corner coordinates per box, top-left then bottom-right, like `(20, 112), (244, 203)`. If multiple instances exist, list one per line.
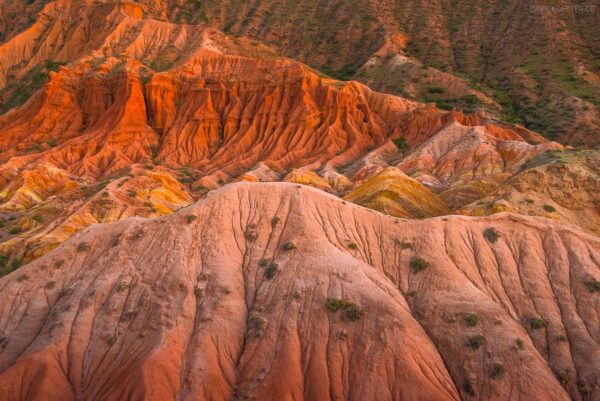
(0, 3), (598, 401)
(461, 150), (600, 236)
(0, 183), (598, 401)
(0, 10), (568, 262)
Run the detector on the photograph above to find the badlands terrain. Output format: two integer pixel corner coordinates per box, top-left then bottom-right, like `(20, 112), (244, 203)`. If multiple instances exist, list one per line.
(0, 1), (599, 400)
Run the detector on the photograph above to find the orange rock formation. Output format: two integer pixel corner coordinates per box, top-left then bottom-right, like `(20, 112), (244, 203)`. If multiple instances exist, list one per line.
(0, 4), (598, 400)
(0, 183), (597, 401)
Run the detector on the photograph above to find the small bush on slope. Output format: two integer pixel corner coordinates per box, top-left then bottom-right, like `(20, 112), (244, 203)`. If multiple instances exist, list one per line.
(484, 228), (501, 243)
(529, 317), (548, 329)
(466, 335), (485, 350)
(465, 313), (480, 327)
(410, 256), (429, 272)
(326, 298), (364, 321)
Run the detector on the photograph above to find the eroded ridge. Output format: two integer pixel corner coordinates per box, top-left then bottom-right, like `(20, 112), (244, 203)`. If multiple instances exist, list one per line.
(0, 183), (597, 401)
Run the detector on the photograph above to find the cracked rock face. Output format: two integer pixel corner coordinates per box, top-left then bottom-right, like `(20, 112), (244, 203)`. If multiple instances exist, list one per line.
(0, 183), (598, 401)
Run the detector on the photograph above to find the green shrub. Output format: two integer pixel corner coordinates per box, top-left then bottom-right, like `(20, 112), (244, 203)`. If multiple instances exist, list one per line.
(326, 298), (363, 321)
(393, 137), (409, 151)
(556, 370), (570, 386)
(483, 228), (501, 244)
(0, 63), (52, 114)
(44, 60), (65, 72)
(8, 227), (22, 235)
(461, 94), (479, 107)
(490, 362), (505, 379)
(436, 102), (453, 111)
(410, 256), (429, 272)
(10, 258), (22, 270)
(0, 255), (21, 277)
(326, 299), (348, 312)
(399, 241), (413, 250)
(577, 378), (591, 395)
(427, 86), (445, 94)
(465, 313), (480, 327)
(245, 225), (258, 241)
(543, 204), (556, 213)
(282, 242), (296, 251)
(265, 263), (279, 280)
(245, 231), (258, 241)
(529, 317), (548, 329)
(586, 279), (600, 292)
(462, 379), (475, 396)
(515, 338), (524, 349)
(271, 217), (281, 228)
(341, 304), (364, 321)
(185, 215), (197, 224)
(466, 335), (485, 350)
(347, 242), (359, 250)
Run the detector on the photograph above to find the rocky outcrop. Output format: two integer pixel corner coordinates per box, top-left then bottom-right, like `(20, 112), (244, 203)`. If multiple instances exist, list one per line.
(396, 121), (562, 209)
(0, 165), (193, 263)
(344, 167), (449, 218)
(461, 150), (600, 236)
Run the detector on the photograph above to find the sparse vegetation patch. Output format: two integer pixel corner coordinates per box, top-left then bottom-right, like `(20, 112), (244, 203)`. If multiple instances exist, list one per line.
(393, 137), (409, 151)
(586, 279), (600, 292)
(326, 298), (364, 321)
(466, 335), (485, 350)
(282, 242), (296, 251)
(11, 258), (22, 269)
(483, 228), (500, 244)
(9, 227), (22, 235)
(245, 224), (258, 241)
(410, 256), (429, 272)
(265, 263), (279, 280)
(556, 370), (570, 386)
(490, 362), (505, 379)
(529, 317), (548, 329)
(464, 313), (480, 327)
(462, 379), (475, 396)
(77, 242), (91, 252)
(577, 378), (591, 395)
